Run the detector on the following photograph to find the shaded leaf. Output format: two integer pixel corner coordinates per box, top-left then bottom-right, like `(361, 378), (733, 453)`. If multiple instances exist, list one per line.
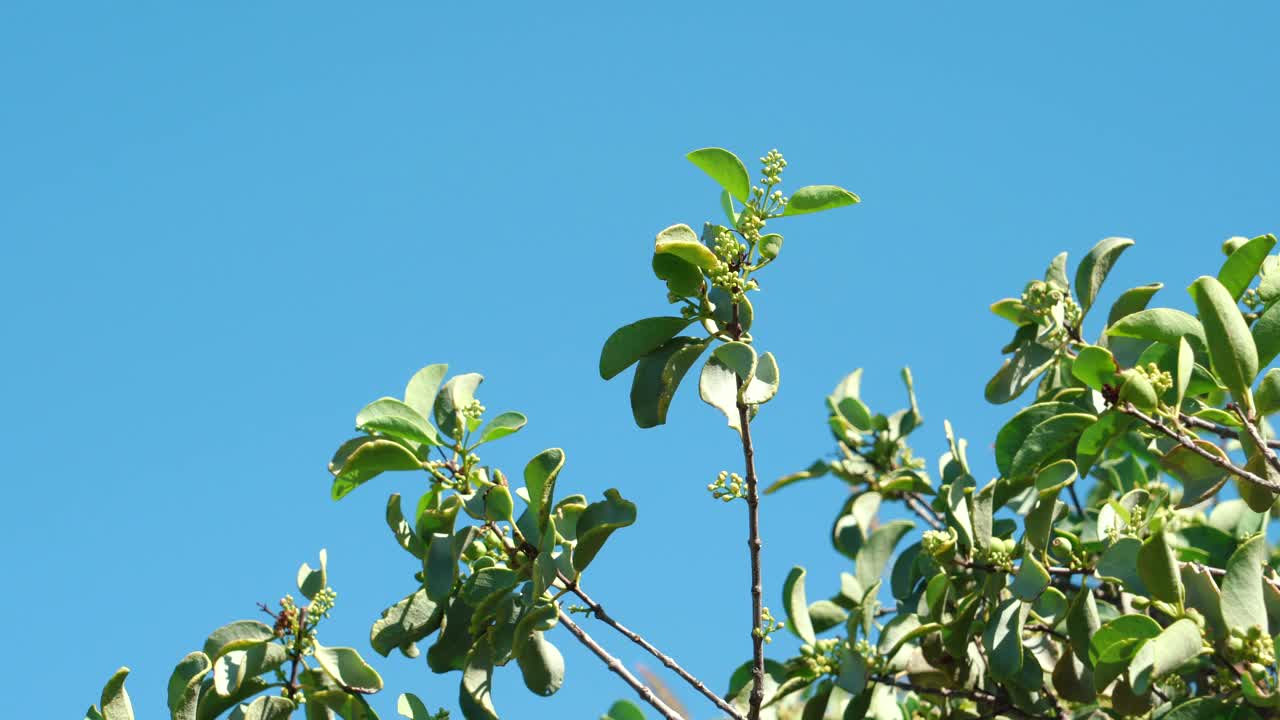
(599, 317), (692, 381)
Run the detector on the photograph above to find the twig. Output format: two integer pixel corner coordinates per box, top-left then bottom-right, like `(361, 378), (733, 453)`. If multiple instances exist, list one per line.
(557, 609), (685, 720)
(1065, 483), (1085, 519)
(1231, 403), (1280, 476)
(1181, 413), (1280, 449)
(903, 492), (943, 530)
(730, 302), (766, 720)
(872, 674), (1059, 719)
(568, 582), (745, 720)
(1117, 403), (1280, 493)
(479, 523), (692, 720)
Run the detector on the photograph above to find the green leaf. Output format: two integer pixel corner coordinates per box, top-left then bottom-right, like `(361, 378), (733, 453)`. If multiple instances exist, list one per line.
(1076, 237), (1134, 316)
(783, 185), (860, 216)
(835, 650), (868, 696)
(1008, 413), (1094, 479)
(759, 233), (783, 260)
(397, 694), (437, 720)
(329, 437), (423, 500)
(1190, 275), (1258, 405)
(599, 317), (693, 381)
(573, 488), (636, 572)
(297, 548), (328, 601)
(202, 621), (275, 662)
(654, 223), (718, 270)
(1089, 614), (1161, 690)
(1046, 251), (1070, 290)
(630, 336), (710, 428)
(1107, 307), (1207, 352)
(602, 700), (647, 720)
(687, 147), (751, 202)
(99, 667), (133, 720)
(651, 253), (703, 297)
(357, 397), (440, 446)
(1129, 618), (1202, 695)
(700, 355), (745, 433)
(459, 644), (499, 720)
(1252, 301), (1280, 369)
(1219, 234), (1277, 300)
(855, 520), (914, 592)
(1117, 368), (1159, 411)
(314, 643), (383, 694)
(404, 364), (448, 419)
(1163, 697), (1263, 720)
(1137, 531), (1183, 605)
(213, 643), (287, 697)
(982, 598), (1025, 678)
(783, 566), (816, 643)
(1071, 345), (1118, 390)
(1096, 537), (1147, 595)
(742, 351), (780, 405)
(386, 493), (427, 558)
(524, 448), (565, 533)
(985, 329), (1057, 404)
(484, 484), (514, 523)
(425, 533), (457, 602)
(167, 652), (211, 720)
(433, 372), (484, 441)
(516, 633), (564, 697)
(1011, 553), (1050, 601)
(1257, 369), (1280, 416)
(1222, 533), (1269, 634)
(1067, 588), (1101, 665)
(712, 341), (758, 384)
(371, 588), (442, 658)
(476, 411), (527, 445)
(229, 697), (295, 720)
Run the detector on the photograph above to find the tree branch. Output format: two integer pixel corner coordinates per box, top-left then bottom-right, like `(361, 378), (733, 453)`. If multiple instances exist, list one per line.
(566, 582), (745, 720)
(1181, 412), (1280, 449)
(1231, 403), (1280, 476)
(903, 492), (943, 530)
(1117, 403), (1280, 493)
(557, 609), (685, 720)
(729, 302), (766, 720)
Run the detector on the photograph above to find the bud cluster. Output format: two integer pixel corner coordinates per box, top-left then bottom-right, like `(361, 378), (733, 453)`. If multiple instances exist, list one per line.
(1226, 625), (1277, 681)
(980, 537), (1017, 571)
(1244, 287), (1262, 310)
(759, 149), (787, 186)
(1020, 279), (1082, 346)
(463, 399), (486, 420)
(798, 637), (841, 676)
(921, 528), (956, 558)
(1132, 362), (1174, 396)
(707, 471), (746, 502)
(753, 606), (784, 644)
(310, 587), (337, 618)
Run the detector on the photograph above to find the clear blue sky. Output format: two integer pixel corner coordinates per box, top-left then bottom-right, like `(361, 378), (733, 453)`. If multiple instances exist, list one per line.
(3, 2), (1279, 718)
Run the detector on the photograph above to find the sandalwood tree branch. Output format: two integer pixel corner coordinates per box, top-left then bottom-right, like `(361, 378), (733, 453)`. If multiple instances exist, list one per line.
(903, 492), (943, 530)
(566, 582), (746, 720)
(1118, 403), (1280, 493)
(1180, 412), (1280, 449)
(1231, 403), (1280, 476)
(730, 302), (766, 720)
(557, 609), (685, 720)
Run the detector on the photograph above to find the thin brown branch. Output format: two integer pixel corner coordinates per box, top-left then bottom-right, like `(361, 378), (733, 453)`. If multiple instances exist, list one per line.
(1118, 403), (1280, 493)
(730, 302), (766, 720)
(479, 523), (695, 719)
(1231, 403), (1280, 476)
(903, 492), (943, 530)
(557, 609), (685, 720)
(1181, 412), (1280, 449)
(567, 582), (745, 720)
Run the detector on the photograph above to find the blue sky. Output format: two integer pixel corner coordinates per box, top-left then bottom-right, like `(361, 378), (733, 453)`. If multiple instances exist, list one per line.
(3, 2), (1279, 718)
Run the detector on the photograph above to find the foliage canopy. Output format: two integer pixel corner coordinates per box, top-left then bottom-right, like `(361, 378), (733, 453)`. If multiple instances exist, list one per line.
(85, 148), (1280, 720)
